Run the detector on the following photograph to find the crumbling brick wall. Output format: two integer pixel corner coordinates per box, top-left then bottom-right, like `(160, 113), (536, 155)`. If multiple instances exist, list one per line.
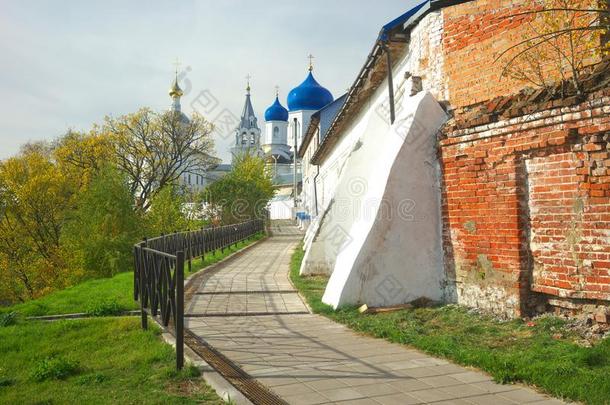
(440, 84), (610, 317)
(437, 0), (609, 318)
(442, 0), (541, 108)
(441, 0), (603, 110)
(526, 148), (610, 302)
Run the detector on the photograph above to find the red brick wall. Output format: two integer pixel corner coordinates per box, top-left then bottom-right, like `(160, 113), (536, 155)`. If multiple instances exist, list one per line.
(526, 151), (610, 300)
(441, 0), (602, 111)
(442, 0), (541, 109)
(440, 94), (610, 316)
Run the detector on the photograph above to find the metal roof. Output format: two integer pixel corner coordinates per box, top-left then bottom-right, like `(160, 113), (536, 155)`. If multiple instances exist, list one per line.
(319, 94), (348, 143)
(309, 0), (474, 165)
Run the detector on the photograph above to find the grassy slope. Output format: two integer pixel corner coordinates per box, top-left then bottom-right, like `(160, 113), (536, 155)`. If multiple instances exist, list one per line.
(0, 317), (223, 404)
(2, 232), (265, 317)
(0, 232), (265, 404)
(290, 245), (610, 405)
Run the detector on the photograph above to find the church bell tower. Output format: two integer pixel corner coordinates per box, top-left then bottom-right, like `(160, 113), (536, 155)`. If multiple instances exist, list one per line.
(231, 77), (262, 162)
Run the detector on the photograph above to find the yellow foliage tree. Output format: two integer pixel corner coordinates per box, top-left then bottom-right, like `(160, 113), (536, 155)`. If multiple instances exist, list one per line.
(53, 129), (117, 189)
(0, 132), (118, 302)
(500, 0), (609, 95)
(0, 149), (77, 301)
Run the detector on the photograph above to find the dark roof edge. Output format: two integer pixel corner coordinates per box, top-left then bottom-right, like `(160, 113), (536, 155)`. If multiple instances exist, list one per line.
(298, 93), (347, 158)
(298, 115), (321, 159)
(429, 0), (473, 11)
(310, 0), (474, 165)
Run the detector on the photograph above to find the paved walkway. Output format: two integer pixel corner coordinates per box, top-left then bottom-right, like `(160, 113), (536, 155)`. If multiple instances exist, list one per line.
(186, 223), (566, 405)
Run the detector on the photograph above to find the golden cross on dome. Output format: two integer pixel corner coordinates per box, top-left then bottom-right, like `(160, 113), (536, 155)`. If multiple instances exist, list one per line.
(274, 85), (279, 97)
(245, 74), (251, 93)
(307, 53), (315, 71)
(173, 58), (181, 78)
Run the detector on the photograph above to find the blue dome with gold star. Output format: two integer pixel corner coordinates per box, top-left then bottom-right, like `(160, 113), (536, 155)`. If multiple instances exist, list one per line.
(264, 96), (289, 121)
(287, 72), (334, 112)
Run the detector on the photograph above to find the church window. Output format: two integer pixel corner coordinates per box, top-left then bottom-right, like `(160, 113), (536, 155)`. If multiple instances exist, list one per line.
(188, 174), (192, 184)
(273, 126), (279, 138)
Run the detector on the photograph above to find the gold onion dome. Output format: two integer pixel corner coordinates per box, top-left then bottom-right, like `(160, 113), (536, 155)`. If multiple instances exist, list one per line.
(169, 78), (183, 97)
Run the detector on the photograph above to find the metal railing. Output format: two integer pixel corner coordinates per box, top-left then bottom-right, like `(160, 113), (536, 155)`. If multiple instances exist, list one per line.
(133, 219), (265, 369)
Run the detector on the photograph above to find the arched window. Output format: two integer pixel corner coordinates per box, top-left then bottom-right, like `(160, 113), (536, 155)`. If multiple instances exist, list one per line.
(273, 126), (279, 139)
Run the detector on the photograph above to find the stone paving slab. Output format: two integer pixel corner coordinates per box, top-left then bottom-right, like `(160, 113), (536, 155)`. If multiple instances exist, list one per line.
(188, 292), (308, 315)
(187, 314), (566, 404)
(186, 223), (568, 405)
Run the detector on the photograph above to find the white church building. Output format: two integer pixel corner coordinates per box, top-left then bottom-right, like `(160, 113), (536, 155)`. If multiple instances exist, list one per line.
(227, 65), (337, 219)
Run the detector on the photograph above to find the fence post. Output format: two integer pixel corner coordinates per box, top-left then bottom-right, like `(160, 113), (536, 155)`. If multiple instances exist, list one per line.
(213, 226), (217, 252)
(187, 229), (192, 275)
(221, 226), (225, 254)
(201, 227), (205, 263)
(140, 238), (148, 330)
(176, 250), (185, 370)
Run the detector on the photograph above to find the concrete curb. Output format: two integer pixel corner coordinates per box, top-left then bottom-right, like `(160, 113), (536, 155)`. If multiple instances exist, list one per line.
(285, 239), (315, 315)
(161, 332), (253, 405)
(26, 310), (140, 321)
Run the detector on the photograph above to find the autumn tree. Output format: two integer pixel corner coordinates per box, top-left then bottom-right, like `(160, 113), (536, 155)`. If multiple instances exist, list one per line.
(0, 148), (77, 301)
(104, 108), (217, 211)
(0, 133), (124, 302)
(500, 0), (609, 95)
(204, 153), (274, 224)
(53, 129), (116, 189)
(61, 166), (141, 279)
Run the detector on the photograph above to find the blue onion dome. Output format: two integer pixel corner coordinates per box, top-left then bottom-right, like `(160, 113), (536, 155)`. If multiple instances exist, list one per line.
(287, 72), (334, 111)
(264, 96), (289, 121)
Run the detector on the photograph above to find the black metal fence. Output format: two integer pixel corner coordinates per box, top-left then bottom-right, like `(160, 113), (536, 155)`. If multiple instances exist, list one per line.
(133, 219), (265, 369)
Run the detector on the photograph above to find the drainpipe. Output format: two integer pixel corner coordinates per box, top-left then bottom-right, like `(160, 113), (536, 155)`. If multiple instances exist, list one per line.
(312, 128), (321, 217)
(382, 41), (395, 124)
(293, 117), (298, 209)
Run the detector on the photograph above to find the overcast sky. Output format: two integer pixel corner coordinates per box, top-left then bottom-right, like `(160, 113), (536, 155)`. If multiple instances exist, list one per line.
(0, 0), (419, 162)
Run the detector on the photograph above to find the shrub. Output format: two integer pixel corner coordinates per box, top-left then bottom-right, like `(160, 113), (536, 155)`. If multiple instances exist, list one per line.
(0, 368), (14, 387)
(86, 300), (124, 317)
(31, 357), (80, 381)
(75, 372), (108, 385)
(0, 311), (17, 327)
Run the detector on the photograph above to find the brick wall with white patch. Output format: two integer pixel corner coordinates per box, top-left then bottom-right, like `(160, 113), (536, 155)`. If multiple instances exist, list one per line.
(399, 10), (447, 102)
(440, 89), (610, 318)
(434, 0), (609, 320)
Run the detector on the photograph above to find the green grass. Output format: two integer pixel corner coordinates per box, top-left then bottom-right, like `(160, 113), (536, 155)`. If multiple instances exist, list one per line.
(0, 317), (223, 404)
(290, 244), (610, 405)
(1, 232), (265, 318)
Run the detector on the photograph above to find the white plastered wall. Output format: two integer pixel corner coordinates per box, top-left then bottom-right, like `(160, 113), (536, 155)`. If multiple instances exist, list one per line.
(320, 91), (447, 308)
(299, 10), (450, 307)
